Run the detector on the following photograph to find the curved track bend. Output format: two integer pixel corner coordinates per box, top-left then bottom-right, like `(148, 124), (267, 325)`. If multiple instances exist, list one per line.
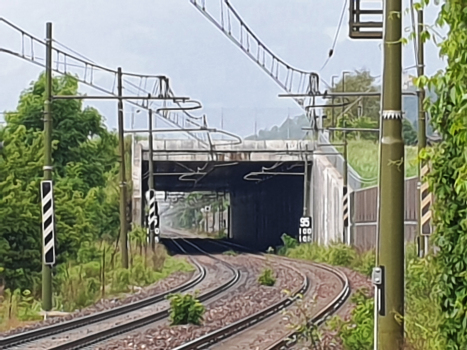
(0, 238), (240, 350)
(161, 231), (350, 350)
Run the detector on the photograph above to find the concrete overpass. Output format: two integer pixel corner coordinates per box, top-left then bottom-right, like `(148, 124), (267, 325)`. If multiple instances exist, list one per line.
(132, 139), (345, 250)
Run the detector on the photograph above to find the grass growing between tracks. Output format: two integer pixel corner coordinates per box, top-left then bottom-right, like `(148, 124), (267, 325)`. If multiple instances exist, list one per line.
(167, 292), (205, 326)
(258, 268), (276, 287)
(0, 227), (194, 332)
(280, 237), (444, 350)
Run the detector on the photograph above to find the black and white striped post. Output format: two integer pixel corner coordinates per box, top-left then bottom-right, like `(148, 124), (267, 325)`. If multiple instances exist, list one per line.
(147, 189), (159, 247)
(342, 122), (349, 245)
(343, 185), (349, 241)
(418, 164), (432, 257)
(41, 180), (55, 266)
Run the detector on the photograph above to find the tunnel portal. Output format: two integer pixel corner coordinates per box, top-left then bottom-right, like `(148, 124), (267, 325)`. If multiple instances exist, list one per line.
(132, 140), (312, 250)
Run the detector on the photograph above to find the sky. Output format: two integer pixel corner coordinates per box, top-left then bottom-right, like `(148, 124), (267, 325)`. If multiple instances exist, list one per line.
(0, 0), (445, 138)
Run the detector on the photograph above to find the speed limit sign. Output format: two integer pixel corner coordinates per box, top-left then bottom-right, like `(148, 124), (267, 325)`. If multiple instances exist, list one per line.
(299, 216), (313, 243)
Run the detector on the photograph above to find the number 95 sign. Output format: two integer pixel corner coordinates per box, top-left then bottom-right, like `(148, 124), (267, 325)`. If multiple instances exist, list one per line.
(299, 216), (313, 243)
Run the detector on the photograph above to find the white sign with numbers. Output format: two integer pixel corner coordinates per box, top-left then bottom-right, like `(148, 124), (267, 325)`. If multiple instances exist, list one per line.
(299, 216), (313, 243)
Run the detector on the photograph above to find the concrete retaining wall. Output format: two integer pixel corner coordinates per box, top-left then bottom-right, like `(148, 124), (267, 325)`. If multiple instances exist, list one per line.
(311, 154), (345, 245)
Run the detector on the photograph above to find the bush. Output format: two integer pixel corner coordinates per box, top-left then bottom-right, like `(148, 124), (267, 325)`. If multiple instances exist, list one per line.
(329, 288), (374, 350)
(258, 268), (276, 287)
(110, 268), (131, 294)
(327, 242), (357, 266)
(353, 250), (376, 277)
(285, 241), (356, 267)
(404, 255), (445, 350)
(167, 292), (205, 325)
(277, 234), (298, 255)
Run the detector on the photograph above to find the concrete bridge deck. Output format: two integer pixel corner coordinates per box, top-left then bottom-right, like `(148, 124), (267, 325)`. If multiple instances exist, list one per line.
(139, 139), (315, 162)
(131, 139), (344, 250)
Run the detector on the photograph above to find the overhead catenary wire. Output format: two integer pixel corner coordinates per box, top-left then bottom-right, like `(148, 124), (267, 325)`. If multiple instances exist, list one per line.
(320, 0), (348, 71)
(52, 38), (96, 63)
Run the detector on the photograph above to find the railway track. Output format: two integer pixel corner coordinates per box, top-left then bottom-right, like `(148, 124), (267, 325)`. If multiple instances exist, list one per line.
(218, 239), (351, 349)
(264, 259), (350, 350)
(0, 238), (241, 350)
(2, 232), (350, 350)
(162, 231), (351, 350)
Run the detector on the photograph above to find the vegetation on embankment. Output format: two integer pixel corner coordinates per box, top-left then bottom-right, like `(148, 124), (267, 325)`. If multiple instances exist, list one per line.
(334, 140), (419, 187)
(0, 230), (193, 332)
(0, 74), (193, 331)
(278, 235), (444, 350)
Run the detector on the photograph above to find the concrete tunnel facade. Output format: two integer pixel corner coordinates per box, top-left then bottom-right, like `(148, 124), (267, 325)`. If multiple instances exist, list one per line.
(132, 140), (312, 251)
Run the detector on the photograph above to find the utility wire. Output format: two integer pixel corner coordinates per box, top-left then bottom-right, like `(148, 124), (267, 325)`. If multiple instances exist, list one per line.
(52, 39), (96, 63)
(320, 0), (348, 71)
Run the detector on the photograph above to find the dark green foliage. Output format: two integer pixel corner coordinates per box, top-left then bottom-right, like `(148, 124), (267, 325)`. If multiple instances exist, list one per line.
(258, 268), (276, 287)
(281, 233), (298, 249)
(325, 70), (380, 129)
(402, 119), (418, 146)
(0, 73), (118, 292)
(167, 292), (205, 326)
(416, 2), (467, 348)
(329, 289), (374, 350)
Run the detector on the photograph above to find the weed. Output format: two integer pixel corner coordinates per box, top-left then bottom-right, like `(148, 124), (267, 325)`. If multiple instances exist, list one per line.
(282, 240), (444, 349)
(223, 250), (238, 256)
(258, 268), (276, 287)
(282, 291), (335, 349)
(353, 250), (376, 277)
(0, 289), (42, 331)
(328, 288), (374, 350)
(167, 292), (205, 326)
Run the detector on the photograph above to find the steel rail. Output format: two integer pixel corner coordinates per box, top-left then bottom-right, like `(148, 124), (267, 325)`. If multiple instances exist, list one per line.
(170, 257), (309, 350)
(40, 238), (241, 350)
(264, 259), (351, 350)
(0, 246), (206, 349)
(203, 239), (351, 350)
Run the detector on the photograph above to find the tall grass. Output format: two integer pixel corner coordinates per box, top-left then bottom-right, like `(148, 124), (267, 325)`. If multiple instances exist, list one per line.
(281, 237), (445, 350)
(0, 233), (194, 331)
(335, 140), (419, 187)
(54, 241), (193, 312)
(284, 240), (375, 277)
(0, 289), (42, 331)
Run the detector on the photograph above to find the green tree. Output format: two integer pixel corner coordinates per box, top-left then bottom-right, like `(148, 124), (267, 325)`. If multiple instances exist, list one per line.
(324, 69), (380, 126)
(0, 73), (119, 292)
(6, 73), (118, 193)
(418, 1), (467, 348)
